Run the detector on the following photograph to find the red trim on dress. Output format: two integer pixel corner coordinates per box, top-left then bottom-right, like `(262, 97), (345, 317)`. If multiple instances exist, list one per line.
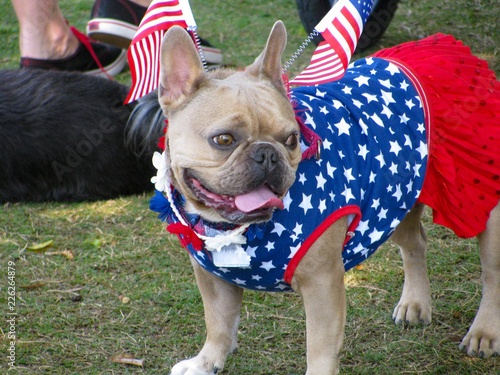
(283, 205), (361, 284)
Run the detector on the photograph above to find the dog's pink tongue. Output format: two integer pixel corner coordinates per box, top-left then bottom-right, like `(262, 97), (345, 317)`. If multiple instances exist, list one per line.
(234, 186), (284, 213)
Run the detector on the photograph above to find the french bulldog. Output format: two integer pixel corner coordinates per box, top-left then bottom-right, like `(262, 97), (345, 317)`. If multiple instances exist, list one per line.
(151, 21), (500, 374)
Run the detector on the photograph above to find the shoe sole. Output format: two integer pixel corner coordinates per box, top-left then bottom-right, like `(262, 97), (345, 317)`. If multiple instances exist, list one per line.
(88, 19), (223, 64)
(200, 46), (223, 65)
(87, 19), (137, 49)
(85, 49), (128, 78)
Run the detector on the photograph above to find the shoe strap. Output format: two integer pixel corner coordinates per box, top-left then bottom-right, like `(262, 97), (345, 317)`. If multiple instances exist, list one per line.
(70, 26), (114, 80)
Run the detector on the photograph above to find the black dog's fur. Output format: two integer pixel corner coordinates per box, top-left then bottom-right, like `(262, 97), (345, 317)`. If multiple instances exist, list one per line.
(0, 69), (163, 203)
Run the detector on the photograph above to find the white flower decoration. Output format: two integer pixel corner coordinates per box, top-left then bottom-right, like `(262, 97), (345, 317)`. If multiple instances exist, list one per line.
(151, 151), (168, 192)
(204, 231), (248, 252)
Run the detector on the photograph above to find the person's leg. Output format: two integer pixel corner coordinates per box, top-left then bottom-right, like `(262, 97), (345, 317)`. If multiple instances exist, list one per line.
(12, 0), (127, 76)
(12, 0), (79, 60)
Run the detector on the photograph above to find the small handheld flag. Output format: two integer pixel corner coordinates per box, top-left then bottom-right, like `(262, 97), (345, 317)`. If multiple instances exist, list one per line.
(125, 0), (198, 104)
(289, 0), (374, 86)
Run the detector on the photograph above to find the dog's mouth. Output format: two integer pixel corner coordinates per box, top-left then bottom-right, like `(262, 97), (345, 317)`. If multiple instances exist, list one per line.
(185, 172), (284, 223)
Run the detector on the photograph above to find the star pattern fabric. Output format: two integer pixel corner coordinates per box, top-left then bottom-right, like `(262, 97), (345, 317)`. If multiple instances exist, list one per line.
(154, 57), (428, 292)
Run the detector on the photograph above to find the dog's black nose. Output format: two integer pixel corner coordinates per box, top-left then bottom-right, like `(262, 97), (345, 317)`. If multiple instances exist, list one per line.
(251, 143), (279, 171)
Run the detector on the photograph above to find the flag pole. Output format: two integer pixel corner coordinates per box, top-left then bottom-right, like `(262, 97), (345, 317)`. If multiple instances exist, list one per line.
(282, 30), (319, 74)
(188, 26), (209, 72)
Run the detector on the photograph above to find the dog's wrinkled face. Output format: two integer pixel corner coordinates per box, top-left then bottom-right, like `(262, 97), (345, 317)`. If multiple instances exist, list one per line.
(158, 22), (302, 224)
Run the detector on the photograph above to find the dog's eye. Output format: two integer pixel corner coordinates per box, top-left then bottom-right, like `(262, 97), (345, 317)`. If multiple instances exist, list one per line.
(212, 134), (235, 146)
(285, 132), (299, 148)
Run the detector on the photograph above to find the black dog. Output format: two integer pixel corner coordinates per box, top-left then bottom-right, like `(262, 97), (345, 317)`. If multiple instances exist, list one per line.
(0, 69), (161, 203)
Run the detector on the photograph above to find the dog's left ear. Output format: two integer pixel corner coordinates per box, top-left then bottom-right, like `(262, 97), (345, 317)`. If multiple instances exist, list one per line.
(158, 26), (207, 112)
(246, 21), (288, 95)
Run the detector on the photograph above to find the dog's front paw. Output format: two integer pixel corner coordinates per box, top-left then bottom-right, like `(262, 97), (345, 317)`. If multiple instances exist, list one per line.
(392, 297), (431, 326)
(170, 358), (221, 375)
(459, 308), (500, 358)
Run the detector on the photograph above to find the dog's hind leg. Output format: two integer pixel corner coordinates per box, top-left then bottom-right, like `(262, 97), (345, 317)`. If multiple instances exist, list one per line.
(170, 259), (243, 375)
(291, 218), (348, 375)
(459, 202), (500, 358)
(391, 203), (432, 325)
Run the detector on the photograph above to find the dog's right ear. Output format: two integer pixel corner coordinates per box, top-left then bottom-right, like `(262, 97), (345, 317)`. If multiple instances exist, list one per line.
(158, 26), (206, 112)
(246, 20), (288, 96)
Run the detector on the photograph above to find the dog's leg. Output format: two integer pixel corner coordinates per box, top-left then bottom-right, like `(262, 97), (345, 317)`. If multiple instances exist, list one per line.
(391, 203), (432, 325)
(291, 218), (348, 375)
(459, 202), (500, 358)
(170, 259), (243, 375)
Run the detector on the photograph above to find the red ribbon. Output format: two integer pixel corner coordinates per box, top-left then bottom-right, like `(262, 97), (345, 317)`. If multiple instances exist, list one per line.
(295, 115), (322, 160)
(284, 74), (322, 161)
(157, 119), (168, 150)
(167, 223), (203, 251)
(70, 26), (113, 80)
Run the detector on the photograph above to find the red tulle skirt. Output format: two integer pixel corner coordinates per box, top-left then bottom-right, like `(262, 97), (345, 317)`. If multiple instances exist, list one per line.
(373, 34), (500, 238)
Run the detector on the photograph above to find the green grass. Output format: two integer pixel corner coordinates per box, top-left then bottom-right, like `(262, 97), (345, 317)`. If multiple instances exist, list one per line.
(1, 0), (499, 374)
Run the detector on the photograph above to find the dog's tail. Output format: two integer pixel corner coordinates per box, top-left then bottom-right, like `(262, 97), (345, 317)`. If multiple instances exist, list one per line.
(125, 90), (166, 156)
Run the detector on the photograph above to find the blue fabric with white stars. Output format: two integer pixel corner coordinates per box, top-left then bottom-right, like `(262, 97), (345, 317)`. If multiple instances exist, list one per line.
(153, 57), (428, 292)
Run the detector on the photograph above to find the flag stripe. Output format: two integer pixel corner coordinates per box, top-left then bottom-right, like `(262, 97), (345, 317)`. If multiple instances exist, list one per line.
(343, 3), (363, 38)
(290, 0), (373, 86)
(302, 55), (342, 70)
(337, 7), (359, 54)
(125, 0), (196, 103)
(321, 21), (350, 70)
(296, 65), (344, 79)
(298, 60), (343, 76)
(293, 70), (345, 84)
(341, 4), (362, 41)
(290, 42), (345, 85)
(134, 15), (185, 41)
(146, 34), (156, 94)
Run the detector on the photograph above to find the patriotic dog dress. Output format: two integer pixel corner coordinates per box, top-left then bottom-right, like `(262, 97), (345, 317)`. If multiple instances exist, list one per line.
(151, 34), (500, 292)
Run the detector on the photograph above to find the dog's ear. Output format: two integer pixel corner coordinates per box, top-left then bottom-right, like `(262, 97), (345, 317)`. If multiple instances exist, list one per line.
(246, 20), (287, 95)
(158, 26), (206, 111)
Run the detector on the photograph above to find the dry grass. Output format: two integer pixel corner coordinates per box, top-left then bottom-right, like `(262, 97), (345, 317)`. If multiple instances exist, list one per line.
(1, 200), (498, 374)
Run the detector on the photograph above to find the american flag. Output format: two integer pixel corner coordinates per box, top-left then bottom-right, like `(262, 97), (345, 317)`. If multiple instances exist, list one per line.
(290, 0), (373, 86)
(124, 0), (196, 104)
